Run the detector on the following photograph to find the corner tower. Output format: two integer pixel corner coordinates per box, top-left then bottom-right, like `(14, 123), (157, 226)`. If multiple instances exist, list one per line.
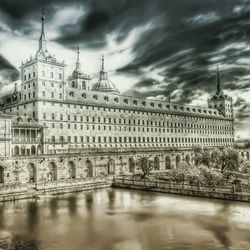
(208, 67), (233, 119)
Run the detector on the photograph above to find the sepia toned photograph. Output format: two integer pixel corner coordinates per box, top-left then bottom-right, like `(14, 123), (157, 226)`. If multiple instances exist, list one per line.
(0, 0), (250, 249)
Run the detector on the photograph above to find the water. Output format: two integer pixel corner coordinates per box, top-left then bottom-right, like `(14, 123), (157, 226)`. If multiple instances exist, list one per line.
(0, 189), (250, 250)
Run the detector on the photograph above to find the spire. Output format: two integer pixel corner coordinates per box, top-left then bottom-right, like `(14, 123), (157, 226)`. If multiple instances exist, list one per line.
(99, 54), (108, 80)
(101, 54), (105, 71)
(75, 46), (81, 72)
(216, 65), (221, 95)
(39, 8), (47, 51)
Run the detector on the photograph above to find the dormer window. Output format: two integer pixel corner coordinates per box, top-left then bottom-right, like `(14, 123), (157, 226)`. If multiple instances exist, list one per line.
(93, 95), (98, 100)
(150, 103), (154, 107)
(124, 99), (128, 104)
(142, 101), (146, 106)
(158, 103), (162, 108)
(133, 100), (138, 105)
(114, 97), (119, 103)
(82, 93), (86, 98)
(104, 96), (109, 101)
(69, 92), (74, 97)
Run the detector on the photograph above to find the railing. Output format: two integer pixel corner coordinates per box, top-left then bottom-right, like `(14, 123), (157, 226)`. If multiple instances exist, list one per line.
(113, 177), (250, 195)
(0, 177), (111, 194)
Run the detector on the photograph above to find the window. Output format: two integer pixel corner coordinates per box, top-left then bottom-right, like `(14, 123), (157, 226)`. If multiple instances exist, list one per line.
(59, 73), (62, 79)
(51, 72), (54, 78)
(51, 92), (54, 98)
(42, 71), (45, 77)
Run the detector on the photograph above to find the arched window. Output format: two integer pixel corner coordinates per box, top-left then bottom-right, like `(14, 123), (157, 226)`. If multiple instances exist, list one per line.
(48, 162), (57, 181)
(31, 145), (36, 155)
(68, 161), (76, 179)
(107, 159), (115, 175)
(42, 71), (45, 77)
(86, 160), (93, 177)
(27, 163), (37, 183)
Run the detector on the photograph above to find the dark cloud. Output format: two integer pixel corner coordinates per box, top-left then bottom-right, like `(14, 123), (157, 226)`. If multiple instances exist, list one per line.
(0, 55), (19, 86)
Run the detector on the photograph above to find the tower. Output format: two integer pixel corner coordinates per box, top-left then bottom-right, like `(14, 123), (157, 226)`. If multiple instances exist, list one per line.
(208, 66), (233, 119)
(91, 55), (120, 94)
(68, 46), (91, 91)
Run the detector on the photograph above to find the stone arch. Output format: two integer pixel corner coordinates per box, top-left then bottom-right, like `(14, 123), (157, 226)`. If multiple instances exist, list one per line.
(68, 161), (76, 179)
(37, 145), (42, 155)
(20, 145), (26, 155)
(13, 145), (19, 156)
(0, 166), (4, 184)
(86, 159), (93, 177)
(165, 156), (171, 169)
(154, 156), (160, 170)
(107, 159), (115, 175)
(48, 162), (57, 181)
(176, 155), (181, 166)
(128, 158), (135, 173)
(31, 145), (36, 155)
(27, 163), (37, 183)
(185, 155), (191, 164)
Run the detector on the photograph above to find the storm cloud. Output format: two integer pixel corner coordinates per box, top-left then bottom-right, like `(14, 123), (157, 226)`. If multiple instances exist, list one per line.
(0, 0), (250, 138)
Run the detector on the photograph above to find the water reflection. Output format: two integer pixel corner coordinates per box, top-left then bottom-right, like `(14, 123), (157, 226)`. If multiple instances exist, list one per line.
(0, 189), (249, 250)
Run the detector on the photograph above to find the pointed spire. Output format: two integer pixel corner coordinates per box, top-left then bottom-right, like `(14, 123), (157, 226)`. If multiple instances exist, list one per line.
(101, 54), (105, 71)
(75, 46), (81, 71)
(99, 54), (108, 80)
(39, 8), (47, 51)
(216, 65), (221, 95)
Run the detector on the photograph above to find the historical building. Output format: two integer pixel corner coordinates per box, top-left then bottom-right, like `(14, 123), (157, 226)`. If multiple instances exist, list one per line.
(0, 12), (236, 185)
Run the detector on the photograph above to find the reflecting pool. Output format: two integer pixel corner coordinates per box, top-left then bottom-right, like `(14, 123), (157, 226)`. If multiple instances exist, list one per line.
(0, 188), (250, 250)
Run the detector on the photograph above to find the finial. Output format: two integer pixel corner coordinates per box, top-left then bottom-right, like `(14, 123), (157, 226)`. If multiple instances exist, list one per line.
(75, 46), (81, 71)
(77, 46), (80, 62)
(41, 8), (45, 21)
(216, 65), (221, 95)
(101, 54), (104, 71)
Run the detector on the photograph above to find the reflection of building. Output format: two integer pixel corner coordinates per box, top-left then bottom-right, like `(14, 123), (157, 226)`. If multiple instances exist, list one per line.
(0, 12), (237, 186)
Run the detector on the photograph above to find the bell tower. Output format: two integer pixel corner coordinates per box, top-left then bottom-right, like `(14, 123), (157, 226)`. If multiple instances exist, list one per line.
(208, 66), (233, 119)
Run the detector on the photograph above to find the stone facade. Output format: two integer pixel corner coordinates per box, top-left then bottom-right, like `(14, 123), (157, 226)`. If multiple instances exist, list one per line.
(0, 12), (236, 186)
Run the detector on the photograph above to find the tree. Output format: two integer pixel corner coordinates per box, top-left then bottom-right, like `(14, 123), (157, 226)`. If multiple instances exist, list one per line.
(137, 157), (154, 179)
(193, 147), (213, 168)
(213, 147), (241, 174)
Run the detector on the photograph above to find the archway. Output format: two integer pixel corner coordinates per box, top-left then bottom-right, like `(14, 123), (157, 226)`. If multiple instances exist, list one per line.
(37, 145), (42, 155)
(128, 158), (135, 173)
(68, 161), (76, 179)
(27, 163), (37, 183)
(86, 159), (93, 177)
(13, 145), (19, 156)
(107, 159), (115, 175)
(185, 155), (191, 164)
(48, 162), (57, 181)
(176, 155), (181, 166)
(20, 145), (26, 155)
(0, 166), (4, 184)
(154, 156), (160, 170)
(31, 145), (36, 155)
(165, 156), (171, 169)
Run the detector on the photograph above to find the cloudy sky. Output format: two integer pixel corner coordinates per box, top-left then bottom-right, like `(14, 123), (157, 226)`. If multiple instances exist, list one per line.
(0, 0), (250, 139)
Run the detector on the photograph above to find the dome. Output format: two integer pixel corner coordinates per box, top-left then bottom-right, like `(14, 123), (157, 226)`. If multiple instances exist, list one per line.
(91, 55), (120, 94)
